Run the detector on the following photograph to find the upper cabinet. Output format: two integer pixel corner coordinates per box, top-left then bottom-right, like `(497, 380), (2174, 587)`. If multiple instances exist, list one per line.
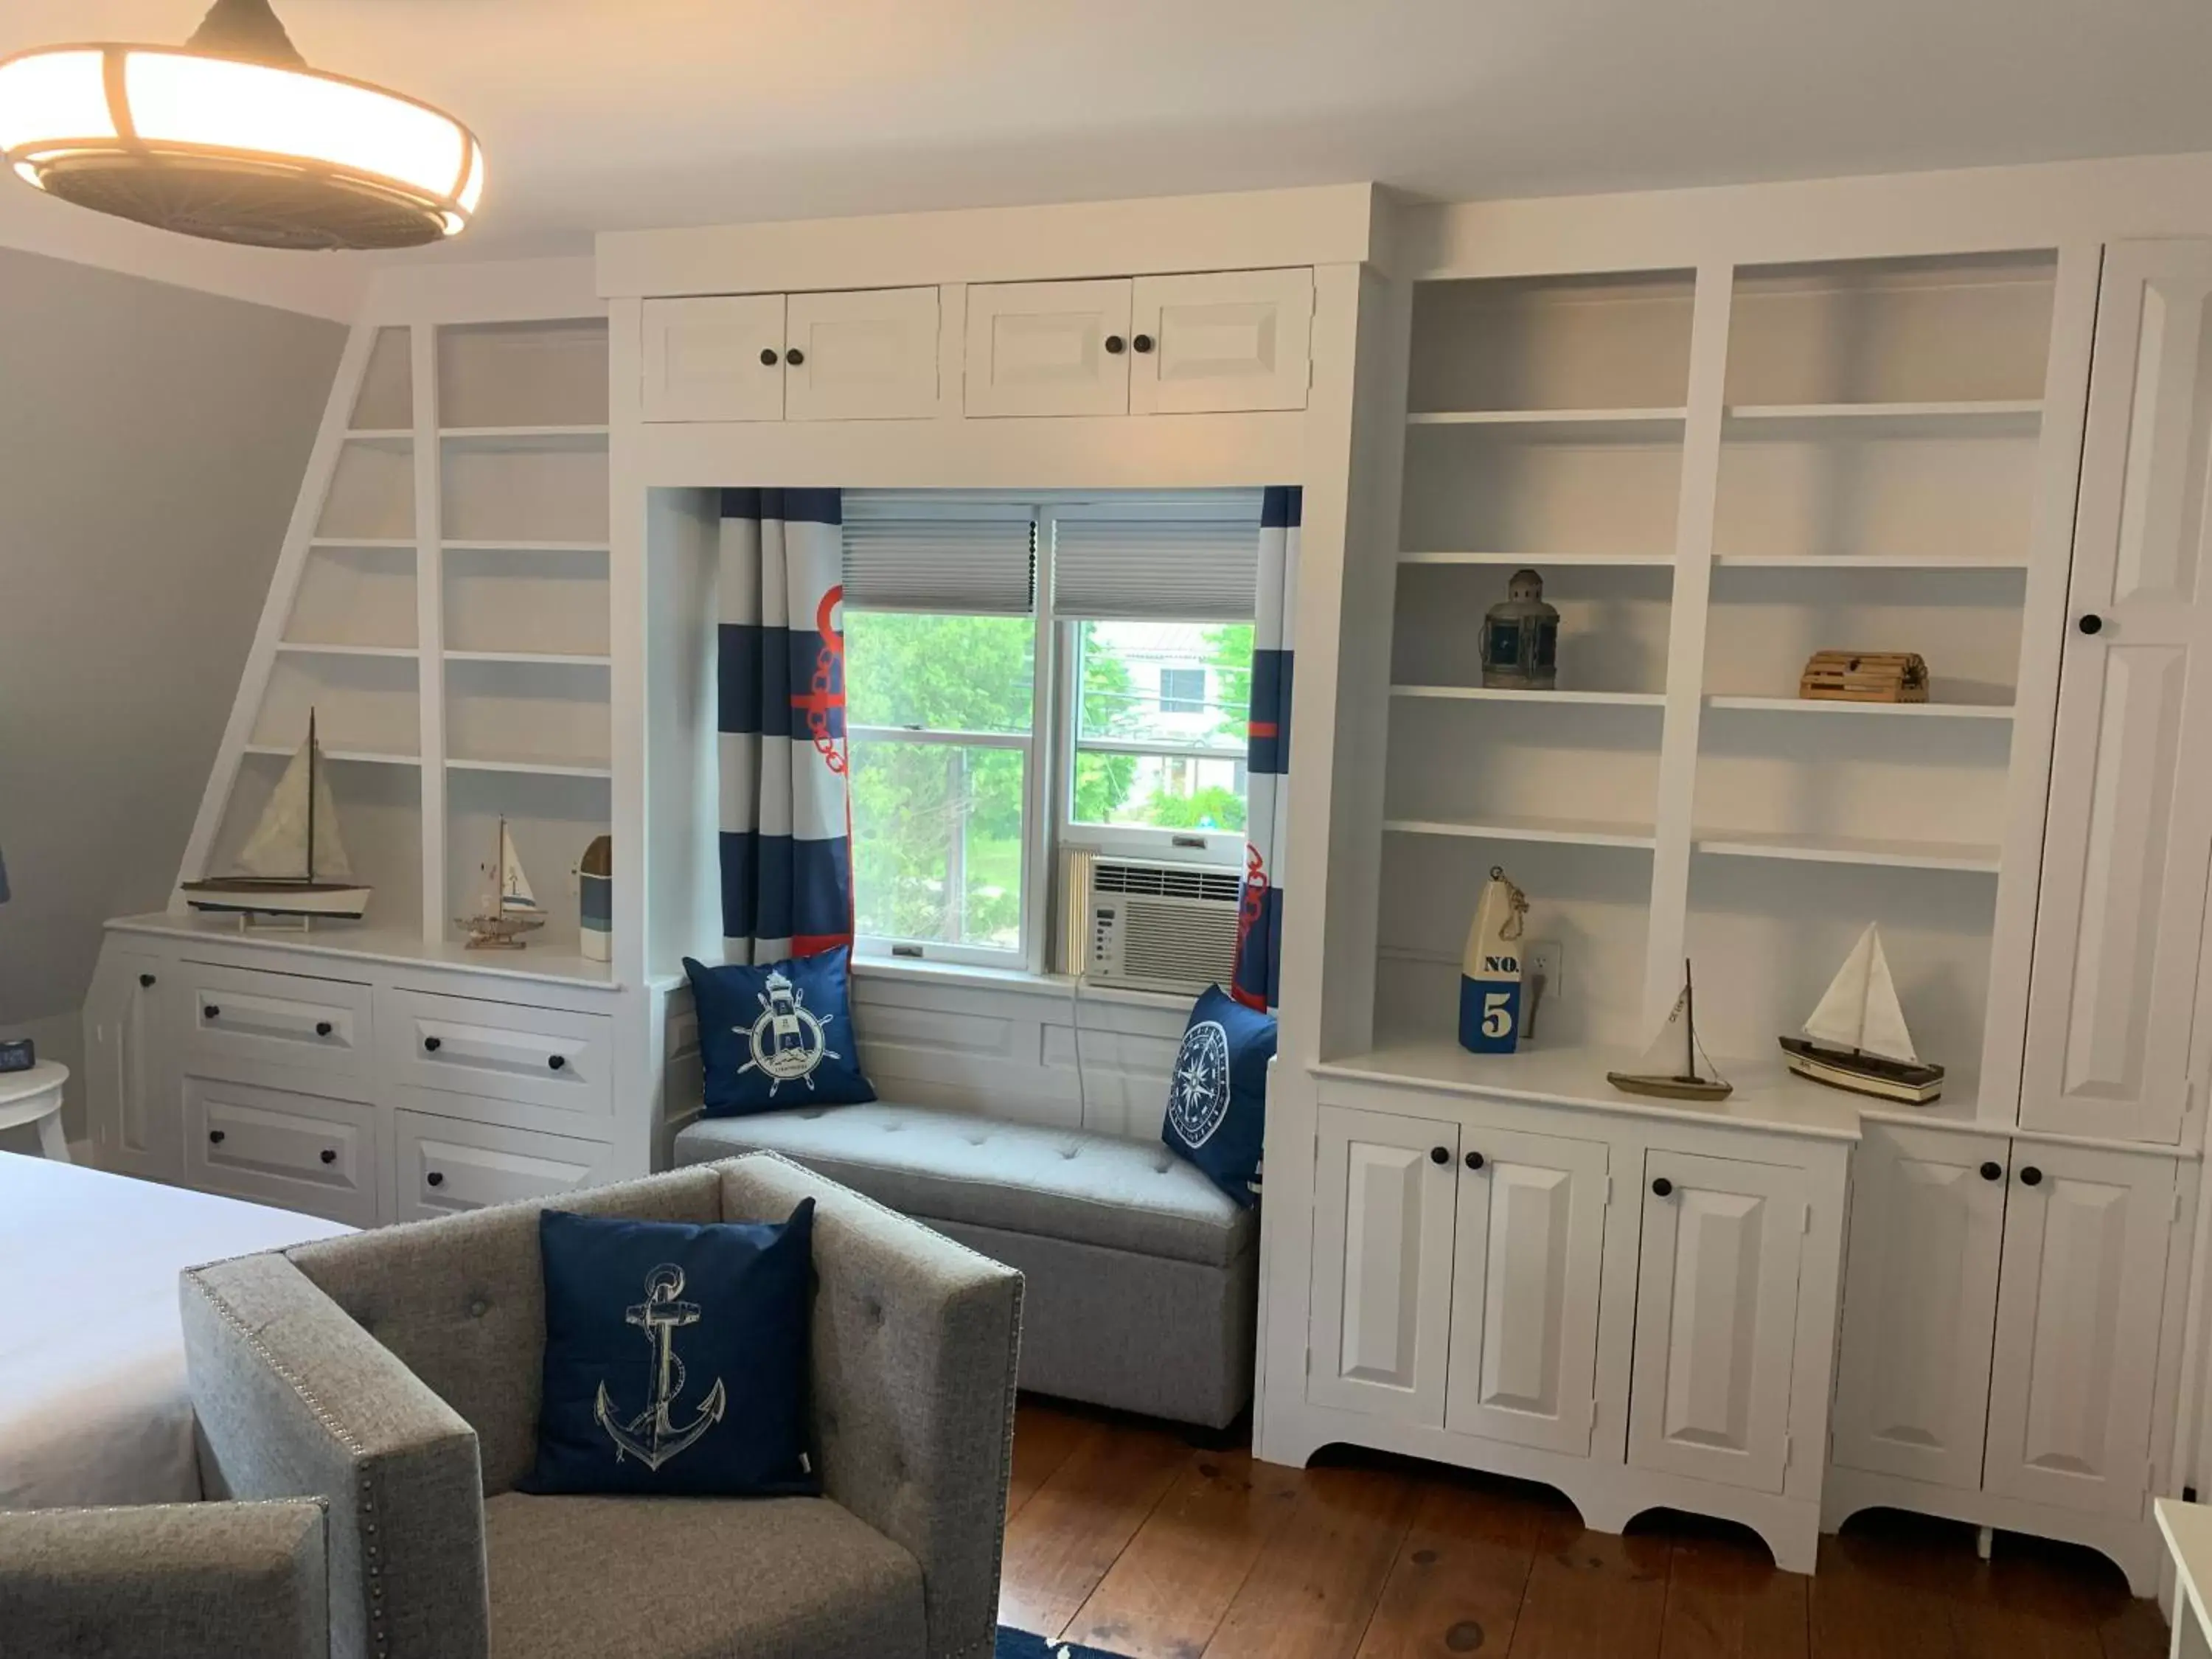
(964, 279), (1134, 417)
(641, 288), (941, 422)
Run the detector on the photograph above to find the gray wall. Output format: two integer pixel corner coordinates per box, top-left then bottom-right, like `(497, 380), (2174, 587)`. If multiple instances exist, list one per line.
(0, 247), (344, 1134)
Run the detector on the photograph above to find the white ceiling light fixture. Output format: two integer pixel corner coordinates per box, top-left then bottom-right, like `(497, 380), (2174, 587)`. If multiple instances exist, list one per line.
(0, 0), (483, 251)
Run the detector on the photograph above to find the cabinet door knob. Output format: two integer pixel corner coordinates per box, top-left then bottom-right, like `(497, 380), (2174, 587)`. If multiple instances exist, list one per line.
(1979, 1161), (2003, 1181)
(1464, 1151), (1486, 1172)
(2079, 613), (2104, 636)
(203, 1005), (220, 1020)
(319, 1148), (337, 1165)
(427, 1171), (445, 1188)
(1652, 1177), (1674, 1198)
(139, 973), (156, 988)
(1428, 1145), (1450, 1165)
(1104, 334), (1127, 355)
(423, 1036), (442, 1053)
(1133, 333), (1155, 354)
(548, 1054), (567, 1072)
(759, 347), (780, 366)
(208, 1130), (226, 1144)
(316, 1021), (334, 1037)
(785, 347), (804, 366)
(2020, 1165), (2044, 1187)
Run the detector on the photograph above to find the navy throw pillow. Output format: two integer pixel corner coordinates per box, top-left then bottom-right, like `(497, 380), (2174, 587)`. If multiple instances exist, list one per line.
(520, 1202), (820, 1498)
(1161, 984), (1276, 1208)
(684, 947), (877, 1116)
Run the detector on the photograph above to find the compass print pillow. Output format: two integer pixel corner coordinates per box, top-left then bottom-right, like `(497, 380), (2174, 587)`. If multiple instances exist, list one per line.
(519, 1201), (820, 1498)
(1161, 984), (1276, 1208)
(684, 945), (878, 1117)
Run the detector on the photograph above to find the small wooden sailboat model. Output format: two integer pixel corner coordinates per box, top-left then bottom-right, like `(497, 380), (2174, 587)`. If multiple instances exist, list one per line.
(1781, 923), (1944, 1105)
(180, 712), (371, 925)
(1608, 960), (1733, 1101)
(457, 818), (546, 950)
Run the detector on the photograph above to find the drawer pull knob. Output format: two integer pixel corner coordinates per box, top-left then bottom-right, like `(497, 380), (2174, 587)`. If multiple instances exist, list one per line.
(2079, 613), (2104, 636)
(424, 1037), (442, 1053)
(208, 1129), (226, 1144)
(548, 1054), (567, 1071)
(1427, 1145), (1449, 1165)
(1980, 1161), (2003, 1181)
(1464, 1151), (1486, 1172)
(204, 1005), (220, 1020)
(759, 347), (779, 366)
(427, 1171), (445, 1188)
(1652, 1177), (1674, 1198)
(320, 1149), (337, 1165)
(139, 973), (156, 988)
(316, 1021), (334, 1037)
(785, 347), (804, 366)
(2020, 1165), (2044, 1187)
(1105, 334), (1127, 355)
(1133, 333), (1155, 354)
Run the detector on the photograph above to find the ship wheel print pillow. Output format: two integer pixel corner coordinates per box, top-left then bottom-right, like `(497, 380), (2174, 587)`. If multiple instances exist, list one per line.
(684, 945), (878, 1116)
(1161, 984), (1276, 1207)
(521, 1202), (820, 1498)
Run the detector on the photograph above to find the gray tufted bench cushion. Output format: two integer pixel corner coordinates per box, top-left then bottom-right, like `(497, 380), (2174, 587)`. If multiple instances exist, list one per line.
(674, 1104), (1257, 1428)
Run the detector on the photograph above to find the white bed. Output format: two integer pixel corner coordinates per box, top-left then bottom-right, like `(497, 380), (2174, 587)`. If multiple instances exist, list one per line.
(0, 1152), (350, 1509)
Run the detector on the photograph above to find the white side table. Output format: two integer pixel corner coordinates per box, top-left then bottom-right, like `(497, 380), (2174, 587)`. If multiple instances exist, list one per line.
(0, 1060), (69, 1162)
(2157, 1497), (2212, 1658)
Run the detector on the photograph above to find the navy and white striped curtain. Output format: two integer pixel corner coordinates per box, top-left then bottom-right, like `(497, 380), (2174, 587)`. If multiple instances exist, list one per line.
(1233, 486), (1299, 1012)
(717, 489), (853, 963)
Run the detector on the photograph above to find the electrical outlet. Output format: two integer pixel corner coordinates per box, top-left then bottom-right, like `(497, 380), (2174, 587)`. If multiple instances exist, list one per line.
(1525, 939), (1563, 1004)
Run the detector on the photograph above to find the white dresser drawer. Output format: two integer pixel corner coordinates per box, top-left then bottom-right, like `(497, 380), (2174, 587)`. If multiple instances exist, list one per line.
(183, 1073), (378, 1227)
(380, 990), (612, 1119)
(182, 961), (372, 1078)
(392, 1108), (616, 1221)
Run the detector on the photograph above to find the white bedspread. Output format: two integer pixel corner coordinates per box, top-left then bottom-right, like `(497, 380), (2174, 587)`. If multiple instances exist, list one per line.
(0, 1153), (350, 1509)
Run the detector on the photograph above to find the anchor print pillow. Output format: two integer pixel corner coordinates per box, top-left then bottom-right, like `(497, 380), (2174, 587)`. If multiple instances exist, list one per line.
(1161, 984), (1276, 1208)
(684, 945), (877, 1117)
(519, 1201), (820, 1498)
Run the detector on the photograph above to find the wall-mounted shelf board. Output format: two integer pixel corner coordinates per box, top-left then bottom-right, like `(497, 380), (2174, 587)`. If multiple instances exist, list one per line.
(1385, 815), (1657, 849)
(307, 538), (417, 552)
(345, 428), (412, 441)
(445, 650), (612, 668)
(439, 425), (612, 440)
(1704, 695), (2014, 720)
(1398, 550), (1676, 567)
(274, 641), (420, 660)
(1722, 400), (2043, 437)
(441, 540), (612, 554)
(1408, 408), (1688, 439)
(243, 742), (419, 767)
(447, 758), (613, 780)
(1394, 685), (1667, 707)
(1694, 830), (2002, 873)
(1711, 554), (2031, 571)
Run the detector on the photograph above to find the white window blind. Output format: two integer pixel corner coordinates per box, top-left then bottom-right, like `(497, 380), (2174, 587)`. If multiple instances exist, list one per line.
(1051, 512), (1261, 621)
(842, 501), (1035, 615)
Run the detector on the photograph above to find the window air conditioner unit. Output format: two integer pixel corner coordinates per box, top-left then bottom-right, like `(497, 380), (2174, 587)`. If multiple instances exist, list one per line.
(1063, 851), (1243, 995)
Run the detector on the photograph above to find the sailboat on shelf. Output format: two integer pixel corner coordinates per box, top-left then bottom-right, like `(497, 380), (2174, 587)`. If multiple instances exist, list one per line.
(180, 712), (371, 925)
(457, 818), (546, 950)
(1781, 923), (1945, 1105)
(1608, 959), (1733, 1102)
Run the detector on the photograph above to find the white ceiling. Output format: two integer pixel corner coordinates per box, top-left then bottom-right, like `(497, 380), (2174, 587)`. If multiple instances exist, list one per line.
(6, 0), (2212, 259)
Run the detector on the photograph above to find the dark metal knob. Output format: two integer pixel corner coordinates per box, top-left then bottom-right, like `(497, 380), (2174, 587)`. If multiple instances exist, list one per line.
(784, 347), (804, 366)
(208, 1130), (226, 1144)
(426, 1171), (445, 1188)
(1980, 1161), (2003, 1181)
(1428, 1145), (1449, 1165)
(423, 1036), (442, 1053)
(1652, 1177), (1674, 1198)
(548, 1054), (566, 1071)
(1133, 333), (1155, 353)
(2079, 614), (2104, 635)
(316, 1021), (333, 1037)
(1465, 1151), (1486, 1172)
(139, 973), (156, 988)
(319, 1149), (336, 1165)
(1104, 334), (1127, 355)
(204, 1005), (220, 1020)
(2020, 1166), (2043, 1187)
(759, 347), (779, 366)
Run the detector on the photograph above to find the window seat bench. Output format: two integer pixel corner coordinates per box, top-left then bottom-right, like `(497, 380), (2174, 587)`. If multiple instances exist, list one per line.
(673, 1104), (1258, 1428)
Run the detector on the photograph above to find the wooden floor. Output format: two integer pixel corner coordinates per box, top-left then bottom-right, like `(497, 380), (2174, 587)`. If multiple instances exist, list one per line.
(998, 1397), (2172, 1659)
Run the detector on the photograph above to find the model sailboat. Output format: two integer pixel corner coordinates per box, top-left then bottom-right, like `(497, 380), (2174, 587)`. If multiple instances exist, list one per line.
(180, 712), (372, 923)
(1780, 924), (1944, 1104)
(1608, 960), (1733, 1101)
(457, 818), (546, 950)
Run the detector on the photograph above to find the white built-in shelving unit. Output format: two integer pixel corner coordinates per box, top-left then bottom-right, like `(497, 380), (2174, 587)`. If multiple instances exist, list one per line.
(184, 315), (613, 972)
(1371, 252), (2067, 1118)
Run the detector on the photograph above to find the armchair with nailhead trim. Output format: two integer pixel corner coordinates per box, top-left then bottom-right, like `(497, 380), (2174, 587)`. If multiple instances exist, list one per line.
(180, 1153), (1023, 1659)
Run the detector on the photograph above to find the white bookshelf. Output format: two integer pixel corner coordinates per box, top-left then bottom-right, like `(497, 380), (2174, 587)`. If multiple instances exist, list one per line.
(1364, 250), (2069, 1120)
(188, 315), (613, 968)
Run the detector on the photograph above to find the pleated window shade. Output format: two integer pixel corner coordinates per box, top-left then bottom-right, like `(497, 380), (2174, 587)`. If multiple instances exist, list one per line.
(1050, 514), (1261, 621)
(841, 507), (1036, 615)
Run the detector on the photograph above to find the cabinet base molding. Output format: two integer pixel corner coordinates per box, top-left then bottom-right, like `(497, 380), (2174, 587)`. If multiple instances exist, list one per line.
(1822, 1464), (2161, 1596)
(1256, 1399), (1820, 1576)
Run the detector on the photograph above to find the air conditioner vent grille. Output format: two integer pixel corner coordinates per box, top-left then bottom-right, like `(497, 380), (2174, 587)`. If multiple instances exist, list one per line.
(1093, 863), (1242, 904)
(1121, 900), (1242, 986)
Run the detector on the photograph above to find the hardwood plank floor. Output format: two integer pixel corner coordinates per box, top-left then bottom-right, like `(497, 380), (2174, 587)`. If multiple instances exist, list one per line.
(998, 1398), (2167, 1659)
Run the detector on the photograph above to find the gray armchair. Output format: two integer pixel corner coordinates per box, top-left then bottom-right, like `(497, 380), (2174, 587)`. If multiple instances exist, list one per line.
(180, 1153), (1023, 1659)
(0, 1498), (330, 1658)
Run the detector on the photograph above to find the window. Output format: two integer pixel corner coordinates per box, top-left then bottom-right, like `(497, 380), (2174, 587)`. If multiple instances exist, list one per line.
(1072, 622), (1251, 834)
(1158, 667), (1206, 713)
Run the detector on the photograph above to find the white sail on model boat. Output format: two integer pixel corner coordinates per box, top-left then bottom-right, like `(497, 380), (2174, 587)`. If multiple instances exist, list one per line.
(1779, 923), (1945, 1104)
(180, 712), (372, 922)
(458, 818), (546, 949)
(1608, 959), (1732, 1101)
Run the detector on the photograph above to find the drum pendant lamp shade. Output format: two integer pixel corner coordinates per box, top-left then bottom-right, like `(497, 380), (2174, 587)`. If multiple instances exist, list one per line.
(0, 0), (484, 251)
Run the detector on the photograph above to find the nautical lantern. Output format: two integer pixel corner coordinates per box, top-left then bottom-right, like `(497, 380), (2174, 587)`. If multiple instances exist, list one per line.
(1479, 568), (1561, 690)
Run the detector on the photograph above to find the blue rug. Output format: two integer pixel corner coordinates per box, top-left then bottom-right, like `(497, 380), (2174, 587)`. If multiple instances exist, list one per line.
(997, 1630), (1131, 1659)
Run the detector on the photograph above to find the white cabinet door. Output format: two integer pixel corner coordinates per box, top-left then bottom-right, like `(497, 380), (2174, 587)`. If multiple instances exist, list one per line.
(964, 279), (1132, 417)
(392, 1107), (614, 1221)
(83, 948), (177, 1178)
(642, 293), (787, 422)
(784, 287), (941, 421)
(2022, 240), (2212, 1144)
(1308, 1104), (1458, 1426)
(1443, 1125), (1608, 1456)
(1627, 1150), (1806, 1494)
(1983, 1144), (2177, 1517)
(1129, 268), (1314, 414)
(1830, 1125), (2008, 1490)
